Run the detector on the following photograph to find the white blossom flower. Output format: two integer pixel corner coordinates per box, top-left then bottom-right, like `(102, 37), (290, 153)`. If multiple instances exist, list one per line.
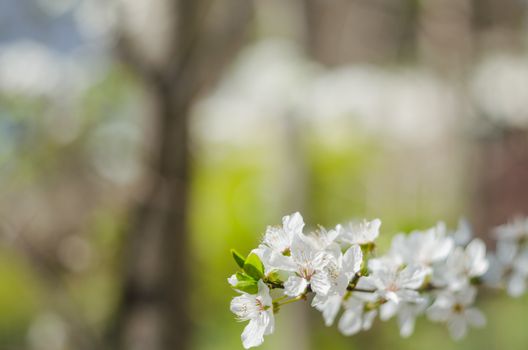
(506, 250), (528, 297)
(311, 244), (363, 321)
(336, 218), (381, 245)
(365, 267), (428, 334)
(387, 223), (453, 270)
(494, 217), (528, 242)
(308, 226), (340, 251)
(280, 237), (359, 299)
(486, 218), (528, 297)
(321, 244), (363, 296)
(358, 263), (428, 305)
(282, 232), (332, 297)
(230, 281), (274, 349)
(486, 241), (528, 297)
(228, 213), (527, 346)
(345, 263), (427, 334)
(338, 293), (378, 335)
(426, 287), (486, 340)
(434, 238), (489, 291)
(254, 212), (305, 273)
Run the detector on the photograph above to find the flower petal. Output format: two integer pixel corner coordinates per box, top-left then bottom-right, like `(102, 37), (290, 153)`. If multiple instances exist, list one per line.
(343, 245), (363, 278)
(338, 308), (362, 336)
(447, 315), (467, 341)
(397, 289), (422, 303)
(507, 272), (527, 297)
(228, 274), (238, 287)
(398, 265), (427, 289)
(283, 212), (305, 236)
(313, 294), (342, 326)
(426, 305), (450, 322)
(263, 311), (274, 335)
(290, 233), (318, 266)
(362, 310), (377, 330)
(241, 316), (267, 349)
(284, 276), (309, 297)
(380, 300), (398, 321)
(466, 239), (489, 276)
(465, 308), (486, 328)
(356, 276), (378, 291)
(398, 310), (416, 338)
(267, 251), (297, 272)
(257, 280), (272, 306)
(311, 272), (332, 296)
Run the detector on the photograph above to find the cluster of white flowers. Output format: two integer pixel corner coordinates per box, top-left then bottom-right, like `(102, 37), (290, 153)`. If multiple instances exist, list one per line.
(229, 213), (525, 349)
(485, 217), (528, 297)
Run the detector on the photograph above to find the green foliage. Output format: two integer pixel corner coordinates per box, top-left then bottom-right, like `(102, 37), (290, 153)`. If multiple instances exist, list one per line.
(231, 249), (246, 268)
(243, 253), (264, 280)
(229, 250), (265, 294)
(0, 249), (40, 339)
(233, 272), (259, 294)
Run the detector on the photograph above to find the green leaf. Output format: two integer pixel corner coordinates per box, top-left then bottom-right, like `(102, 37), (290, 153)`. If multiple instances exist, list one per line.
(231, 249), (246, 268)
(234, 278), (258, 294)
(236, 271), (255, 282)
(243, 253), (265, 280)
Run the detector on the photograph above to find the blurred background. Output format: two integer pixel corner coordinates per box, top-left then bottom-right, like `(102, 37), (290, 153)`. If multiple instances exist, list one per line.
(1, 0), (528, 349)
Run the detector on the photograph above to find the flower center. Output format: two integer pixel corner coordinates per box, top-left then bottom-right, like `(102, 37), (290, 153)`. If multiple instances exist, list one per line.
(328, 266), (339, 280)
(300, 267), (315, 280)
(453, 303), (464, 313)
(255, 298), (266, 312)
(387, 282), (399, 292)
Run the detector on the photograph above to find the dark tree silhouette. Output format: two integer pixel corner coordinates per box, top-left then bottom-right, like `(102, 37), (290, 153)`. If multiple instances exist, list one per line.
(108, 1), (254, 349)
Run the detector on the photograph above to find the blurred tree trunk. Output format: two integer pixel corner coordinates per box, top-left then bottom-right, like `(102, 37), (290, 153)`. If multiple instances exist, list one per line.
(472, 128), (528, 240)
(303, 0), (421, 65)
(472, 0), (526, 51)
(467, 0), (527, 238)
(418, 0), (474, 70)
(113, 77), (192, 350)
(107, 1), (254, 350)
